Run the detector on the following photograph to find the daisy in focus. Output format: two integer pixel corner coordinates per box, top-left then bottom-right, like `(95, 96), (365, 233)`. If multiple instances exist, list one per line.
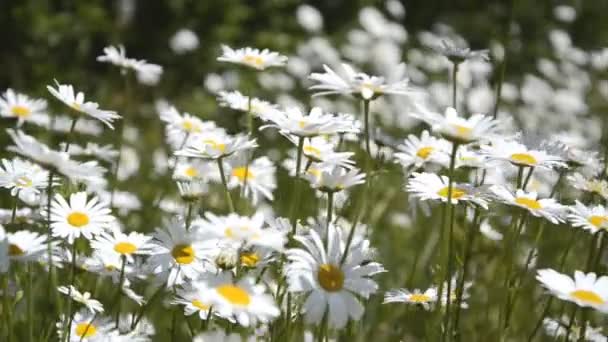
(217, 45), (288, 70)
(0, 158), (49, 205)
(407, 172), (489, 208)
(49, 192), (114, 244)
(304, 165), (365, 193)
(5, 230), (49, 263)
(394, 130), (449, 170)
(383, 287), (438, 310)
(482, 138), (565, 169)
(226, 155), (276, 203)
(0, 89), (48, 126)
(536, 269), (608, 312)
(491, 186), (566, 224)
(285, 224), (384, 329)
(412, 106), (499, 145)
(47, 81), (120, 129)
(567, 200), (608, 234)
(91, 226), (153, 262)
(175, 132), (257, 160)
(262, 107), (358, 138)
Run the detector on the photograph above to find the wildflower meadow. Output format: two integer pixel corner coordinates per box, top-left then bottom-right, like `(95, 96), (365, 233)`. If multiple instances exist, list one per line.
(1, 1), (608, 341)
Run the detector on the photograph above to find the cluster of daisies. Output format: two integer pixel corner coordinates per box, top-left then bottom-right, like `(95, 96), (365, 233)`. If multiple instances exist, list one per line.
(0, 6), (607, 342)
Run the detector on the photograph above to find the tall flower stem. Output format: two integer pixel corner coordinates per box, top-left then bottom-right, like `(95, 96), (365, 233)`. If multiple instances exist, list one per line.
(26, 262), (33, 342)
(452, 62), (459, 110)
(131, 285), (165, 330)
(492, 0), (515, 120)
(45, 171), (59, 310)
(578, 232), (604, 341)
(436, 142), (458, 341)
(65, 241), (78, 342)
(63, 117), (79, 152)
(362, 100), (371, 158)
(289, 137), (305, 233)
(3, 274), (12, 342)
(217, 157), (235, 212)
(325, 192), (334, 249)
(114, 255), (127, 328)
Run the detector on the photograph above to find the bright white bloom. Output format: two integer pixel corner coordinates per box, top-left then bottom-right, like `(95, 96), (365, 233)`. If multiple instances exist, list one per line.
(309, 63), (414, 100)
(5, 230), (49, 263)
(50, 192), (114, 244)
(175, 132), (257, 160)
(0, 158), (49, 204)
(58, 285), (104, 313)
(491, 186), (566, 224)
(159, 105), (221, 149)
(568, 201), (608, 234)
(177, 181), (208, 201)
(383, 287), (438, 310)
(47, 81), (120, 129)
(0, 89), (48, 126)
(147, 217), (213, 286)
(285, 224), (385, 329)
(217, 90), (281, 122)
(217, 45), (287, 70)
(62, 143), (119, 164)
(173, 283), (215, 320)
(262, 107), (358, 138)
(482, 139), (565, 169)
(97, 45), (163, 85)
(57, 310), (115, 341)
(407, 172), (489, 208)
(412, 106), (499, 144)
(196, 272), (279, 327)
(568, 173), (608, 200)
(96, 45), (132, 69)
(227, 155), (276, 203)
(169, 29), (199, 54)
(455, 145), (488, 169)
(440, 276), (472, 309)
(91, 226), (153, 263)
(394, 130), (449, 169)
(295, 136), (355, 169)
(304, 165), (365, 193)
(193, 212), (286, 252)
(173, 160), (218, 183)
(433, 39), (490, 63)
(536, 269), (608, 312)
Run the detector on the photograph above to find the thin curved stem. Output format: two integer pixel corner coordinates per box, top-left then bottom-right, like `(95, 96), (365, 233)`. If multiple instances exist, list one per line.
(217, 157), (235, 212)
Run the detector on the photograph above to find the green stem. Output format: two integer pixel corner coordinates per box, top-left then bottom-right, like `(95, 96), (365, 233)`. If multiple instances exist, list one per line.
(522, 167), (535, 191)
(65, 241), (78, 342)
(452, 62), (459, 110)
(27, 262), (33, 342)
(325, 192), (334, 250)
(217, 157), (235, 212)
(363, 100), (371, 158)
(131, 285), (165, 330)
(3, 274), (12, 342)
(289, 137), (305, 233)
(114, 255), (127, 328)
(63, 117), (79, 153)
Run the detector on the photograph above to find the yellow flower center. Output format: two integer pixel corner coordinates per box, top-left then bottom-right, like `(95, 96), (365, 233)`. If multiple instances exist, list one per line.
(8, 244), (24, 256)
(191, 299), (209, 311)
(16, 176), (33, 188)
(243, 55), (265, 68)
(67, 212), (90, 228)
(416, 146), (434, 159)
(514, 197), (542, 210)
(510, 153), (537, 166)
(298, 120), (307, 129)
(114, 242), (137, 255)
(75, 322), (97, 338)
(171, 244), (195, 264)
(304, 145), (322, 158)
(588, 215), (608, 228)
(317, 263), (344, 292)
(437, 187), (466, 199)
(71, 102), (82, 111)
(184, 166), (198, 178)
(240, 252), (260, 267)
(570, 290), (604, 305)
(11, 105), (31, 117)
(231, 167), (254, 182)
(217, 284), (251, 306)
(203, 139), (226, 153)
(104, 265), (116, 272)
(409, 293), (432, 303)
(182, 120), (201, 133)
(453, 125), (472, 137)
(307, 168), (321, 178)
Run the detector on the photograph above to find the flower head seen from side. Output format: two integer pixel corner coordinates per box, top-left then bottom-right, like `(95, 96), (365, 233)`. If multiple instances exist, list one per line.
(309, 62), (415, 100)
(158, 105), (220, 149)
(97, 45), (163, 85)
(304, 165), (365, 193)
(568, 173), (608, 200)
(226, 155), (276, 204)
(298, 136), (355, 169)
(0, 89), (48, 126)
(285, 224), (385, 329)
(91, 226), (153, 263)
(6, 230), (49, 263)
(175, 132), (257, 160)
(197, 272), (280, 326)
(406, 172), (489, 208)
(262, 107), (358, 138)
(412, 106), (500, 145)
(568, 201), (608, 234)
(58, 285), (104, 313)
(491, 186), (566, 224)
(0, 158), (49, 205)
(57, 310), (114, 341)
(217, 45), (287, 70)
(173, 282), (216, 321)
(433, 39), (490, 64)
(383, 287), (438, 310)
(481, 139), (566, 170)
(217, 90), (281, 122)
(536, 269), (608, 312)
(394, 130), (450, 170)
(50, 192), (114, 244)
(47, 81), (120, 129)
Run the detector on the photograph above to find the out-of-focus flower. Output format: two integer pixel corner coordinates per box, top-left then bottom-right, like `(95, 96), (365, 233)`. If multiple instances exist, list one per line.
(169, 29), (199, 54)
(0, 89), (48, 126)
(217, 45), (288, 71)
(536, 269), (608, 312)
(384, 287), (438, 310)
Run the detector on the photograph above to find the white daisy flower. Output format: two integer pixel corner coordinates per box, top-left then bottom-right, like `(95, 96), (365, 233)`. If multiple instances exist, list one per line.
(84, 250), (136, 284)
(175, 132), (257, 160)
(262, 107), (358, 138)
(62, 142), (119, 164)
(536, 269), (608, 312)
(394, 130), (450, 169)
(412, 106), (500, 145)
(147, 217), (214, 286)
(47, 81), (120, 129)
(491, 186), (566, 224)
(433, 39), (490, 64)
(568, 201), (608, 234)
(173, 282), (216, 320)
(193, 212), (286, 252)
(97, 45), (163, 86)
(170, 29), (199, 54)
(5, 230), (49, 263)
(309, 62), (415, 100)
(543, 317), (607, 342)
(58, 285), (104, 313)
(0, 89), (48, 126)
(49, 192), (114, 244)
(217, 45), (288, 70)
(57, 310), (115, 341)
(291, 136), (355, 169)
(173, 160), (218, 183)
(217, 90), (281, 122)
(226, 155), (276, 203)
(440, 276), (472, 309)
(304, 165), (365, 193)
(383, 287), (438, 310)
(0, 158), (49, 205)
(177, 181), (208, 201)
(285, 224), (385, 329)
(91, 226), (153, 263)
(197, 272), (280, 327)
(455, 145), (488, 169)
(568, 173), (608, 200)
(96, 45), (133, 69)
(406, 172), (489, 208)
(481, 139), (565, 169)
(159, 105), (220, 149)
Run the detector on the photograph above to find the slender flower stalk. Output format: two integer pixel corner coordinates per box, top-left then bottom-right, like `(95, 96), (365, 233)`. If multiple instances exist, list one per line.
(217, 157), (235, 212)
(289, 137), (305, 232)
(113, 255), (127, 328)
(3, 274), (12, 342)
(26, 262), (33, 342)
(325, 191), (334, 248)
(64, 242), (78, 342)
